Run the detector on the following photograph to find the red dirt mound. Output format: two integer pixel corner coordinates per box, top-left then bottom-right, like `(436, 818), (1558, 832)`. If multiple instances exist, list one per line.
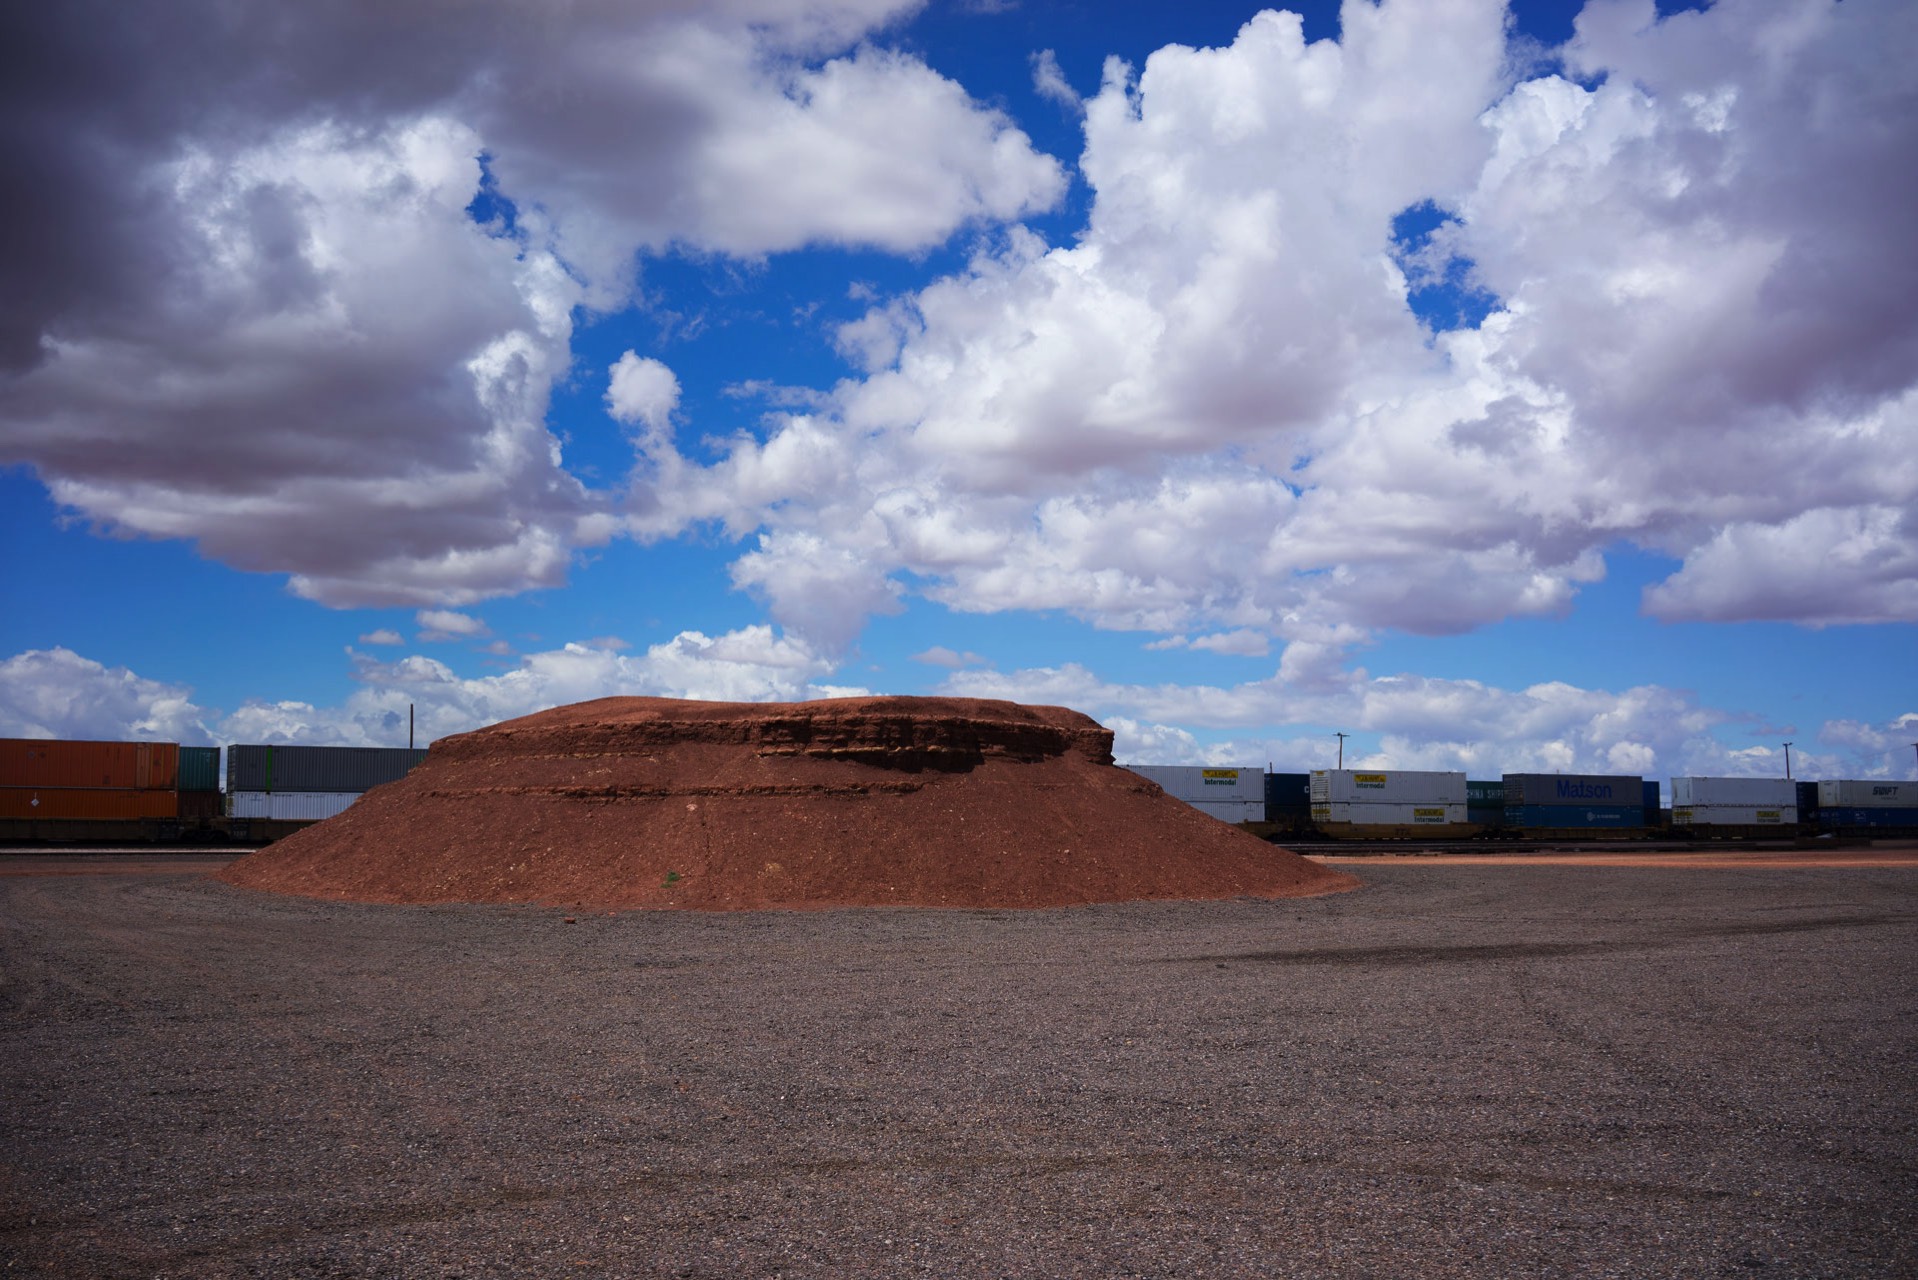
(216, 696), (1357, 909)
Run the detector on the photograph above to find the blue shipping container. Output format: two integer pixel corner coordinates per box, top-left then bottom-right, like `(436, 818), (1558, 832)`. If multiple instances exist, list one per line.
(1507, 804), (1646, 829)
(1641, 780), (1661, 812)
(1816, 807), (1918, 830)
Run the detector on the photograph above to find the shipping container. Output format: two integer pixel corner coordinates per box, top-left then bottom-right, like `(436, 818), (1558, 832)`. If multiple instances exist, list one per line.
(0, 788), (179, 821)
(1264, 772), (1312, 808)
(1467, 805), (1507, 828)
(1642, 779), (1661, 813)
(177, 790), (223, 822)
(1671, 777), (1796, 808)
(1502, 773), (1643, 810)
(1310, 801), (1469, 826)
(1466, 780), (1505, 806)
(1188, 800), (1266, 825)
(225, 745), (428, 794)
(1506, 804), (1645, 830)
(1815, 806), (1918, 831)
(177, 746), (221, 793)
(226, 790), (362, 821)
(0, 739), (179, 790)
(1311, 770), (1466, 805)
(1672, 805), (1797, 826)
(1128, 765), (1264, 803)
(1817, 780), (1918, 809)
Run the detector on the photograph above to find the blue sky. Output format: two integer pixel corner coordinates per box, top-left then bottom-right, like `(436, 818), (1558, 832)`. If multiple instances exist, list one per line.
(1, 0), (1914, 784)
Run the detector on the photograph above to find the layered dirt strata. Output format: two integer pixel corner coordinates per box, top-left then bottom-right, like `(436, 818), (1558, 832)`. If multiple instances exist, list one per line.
(217, 695), (1356, 909)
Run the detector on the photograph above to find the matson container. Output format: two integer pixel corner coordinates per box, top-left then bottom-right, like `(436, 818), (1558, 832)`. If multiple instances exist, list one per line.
(1311, 802), (1469, 826)
(1128, 766), (1264, 803)
(226, 746), (428, 794)
(0, 739), (180, 790)
(1672, 777), (1795, 808)
(1673, 805), (1797, 826)
(226, 791), (362, 821)
(1817, 780), (1918, 809)
(1502, 773), (1642, 809)
(0, 788), (179, 820)
(1311, 771), (1466, 805)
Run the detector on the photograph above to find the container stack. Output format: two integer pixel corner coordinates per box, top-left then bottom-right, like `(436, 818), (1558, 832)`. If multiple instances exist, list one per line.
(1815, 780), (1918, 831)
(225, 745), (430, 821)
(1502, 773), (1647, 831)
(0, 739), (181, 824)
(1670, 777), (1796, 827)
(1310, 770), (1468, 834)
(1126, 765), (1265, 824)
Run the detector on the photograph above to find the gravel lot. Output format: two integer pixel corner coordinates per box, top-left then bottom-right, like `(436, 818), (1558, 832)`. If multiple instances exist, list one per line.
(2, 858), (1914, 1278)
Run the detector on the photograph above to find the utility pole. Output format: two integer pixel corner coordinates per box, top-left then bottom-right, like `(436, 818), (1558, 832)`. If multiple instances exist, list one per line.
(1783, 742), (1792, 780)
(1336, 731), (1348, 770)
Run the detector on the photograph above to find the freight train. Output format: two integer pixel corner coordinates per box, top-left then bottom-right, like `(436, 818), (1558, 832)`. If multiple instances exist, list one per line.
(3, 738), (1914, 845)
(0, 739), (426, 844)
(1129, 766), (1918, 841)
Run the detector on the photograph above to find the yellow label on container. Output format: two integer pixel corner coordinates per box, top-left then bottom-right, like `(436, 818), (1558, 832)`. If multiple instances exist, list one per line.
(1412, 808), (1445, 820)
(1757, 810), (1781, 822)
(1354, 773), (1388, 788)
(1201, 769), (1240, 784)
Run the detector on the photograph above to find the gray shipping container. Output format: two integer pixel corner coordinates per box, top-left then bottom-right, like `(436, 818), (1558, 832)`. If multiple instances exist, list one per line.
(1311, 801), (1468, 826)
(1671, 777), (1796, 808)
(1311, 770), (1466, 805)
(1126, 765), (1264, 803)
(226, 790), (362, 821)
(1673, 805), (1797, 826)
(1502, 773), (1644, 809)
(1188, 800), (1266, 824)
(226, 745), (428, 794)
(1817, 779), (1918, 809)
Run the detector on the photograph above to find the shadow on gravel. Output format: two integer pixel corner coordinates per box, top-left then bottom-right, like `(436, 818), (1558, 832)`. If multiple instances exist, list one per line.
(1181, 913), (1911, 967)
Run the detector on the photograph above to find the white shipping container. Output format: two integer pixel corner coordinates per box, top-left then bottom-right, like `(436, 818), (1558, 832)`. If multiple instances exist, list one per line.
(1817, 780), (1918, 809)
(1672, 777), (1796, 808)
(1128, 765), (1264, 803)
(1672, 805), (1797, 826)
(1311, 770), (1466, 805)
(1188, 800), (1266, 824)
(1310, 801), (1468, 826)
(227, 790), (360, 821)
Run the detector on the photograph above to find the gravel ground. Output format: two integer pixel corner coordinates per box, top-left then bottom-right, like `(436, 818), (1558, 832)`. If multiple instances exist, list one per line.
(2, 860), (1914, 1278)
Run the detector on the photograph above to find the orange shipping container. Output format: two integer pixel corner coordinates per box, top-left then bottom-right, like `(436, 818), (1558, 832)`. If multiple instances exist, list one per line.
(0, 788), (180, 821)
(0, 739), (179, 790)
(177, 790), (223, 822)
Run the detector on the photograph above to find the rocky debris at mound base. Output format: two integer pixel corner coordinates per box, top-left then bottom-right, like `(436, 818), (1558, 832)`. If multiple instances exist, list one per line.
(217, 695), (1358, 910)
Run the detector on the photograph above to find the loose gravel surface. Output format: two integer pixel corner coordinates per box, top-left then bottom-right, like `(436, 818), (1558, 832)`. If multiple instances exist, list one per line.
(2, 859), (1914, 1278)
